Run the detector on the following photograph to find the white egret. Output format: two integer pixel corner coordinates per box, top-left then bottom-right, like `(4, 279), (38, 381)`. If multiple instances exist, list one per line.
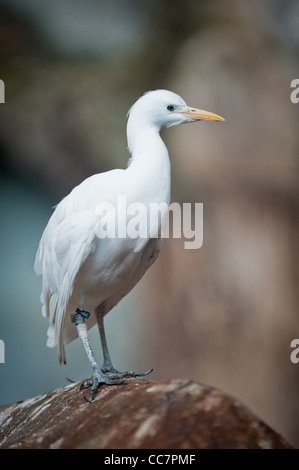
(35, 89), (224, 399)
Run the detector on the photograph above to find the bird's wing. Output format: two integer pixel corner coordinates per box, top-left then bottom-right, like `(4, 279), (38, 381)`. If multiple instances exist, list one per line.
(35, 198), (97, 363)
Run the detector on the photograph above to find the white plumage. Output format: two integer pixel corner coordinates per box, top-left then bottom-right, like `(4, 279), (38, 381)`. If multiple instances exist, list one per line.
(35, 89), (224, 398)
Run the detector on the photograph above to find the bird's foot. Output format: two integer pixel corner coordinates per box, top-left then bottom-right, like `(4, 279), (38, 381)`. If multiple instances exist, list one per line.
(80, 366), (153, 400)
(79, 367), (129, 401)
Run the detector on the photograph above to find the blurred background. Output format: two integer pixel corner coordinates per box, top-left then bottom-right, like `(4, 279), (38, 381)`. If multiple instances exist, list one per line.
(0, 0), (299, 447)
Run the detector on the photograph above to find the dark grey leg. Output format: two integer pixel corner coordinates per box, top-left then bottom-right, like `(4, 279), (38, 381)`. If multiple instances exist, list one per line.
(96, 313), (153, 378)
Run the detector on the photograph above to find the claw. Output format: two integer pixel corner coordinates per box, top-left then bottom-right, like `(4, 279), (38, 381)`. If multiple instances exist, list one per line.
(113, 368), (153, 378)
(90, 377), (99, 401)
(79, 379), (93, 390)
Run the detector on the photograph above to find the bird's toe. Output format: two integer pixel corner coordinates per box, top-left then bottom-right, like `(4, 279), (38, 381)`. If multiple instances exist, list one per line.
(100, 367), (153, 379)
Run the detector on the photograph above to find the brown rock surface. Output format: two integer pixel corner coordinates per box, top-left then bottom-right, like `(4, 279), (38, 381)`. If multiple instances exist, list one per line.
(0, 379), (293, 449)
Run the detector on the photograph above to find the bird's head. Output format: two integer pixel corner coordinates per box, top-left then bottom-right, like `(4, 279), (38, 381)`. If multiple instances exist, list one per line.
(127, 89), (225, 130)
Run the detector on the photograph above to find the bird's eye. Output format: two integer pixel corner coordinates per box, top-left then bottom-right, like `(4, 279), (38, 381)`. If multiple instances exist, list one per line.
(167, 104), (175, 112)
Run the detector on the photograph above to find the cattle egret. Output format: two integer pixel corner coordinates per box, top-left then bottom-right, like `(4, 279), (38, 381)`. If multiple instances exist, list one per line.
(35, 89), (225, 399)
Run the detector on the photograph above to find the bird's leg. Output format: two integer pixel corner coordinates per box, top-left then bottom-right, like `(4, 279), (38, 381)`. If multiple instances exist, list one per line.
(96, 313), (153, 379)
(72, 308), (128, 400)
(71, 308), (97, 371)
(97, 312), (119, 373)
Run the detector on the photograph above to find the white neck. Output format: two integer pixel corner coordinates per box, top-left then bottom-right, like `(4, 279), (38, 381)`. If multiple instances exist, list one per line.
(126, 119), (171, 205)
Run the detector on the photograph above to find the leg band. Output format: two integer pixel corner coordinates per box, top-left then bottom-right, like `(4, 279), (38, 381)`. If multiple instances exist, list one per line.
(71, 308), (90, 324)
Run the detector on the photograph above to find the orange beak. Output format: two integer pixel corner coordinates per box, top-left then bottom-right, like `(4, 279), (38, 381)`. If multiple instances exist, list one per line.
(178, 105), (225, 122)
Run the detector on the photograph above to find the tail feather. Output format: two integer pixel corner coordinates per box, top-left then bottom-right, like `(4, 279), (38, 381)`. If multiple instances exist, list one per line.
(46, 324), (56, 348)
